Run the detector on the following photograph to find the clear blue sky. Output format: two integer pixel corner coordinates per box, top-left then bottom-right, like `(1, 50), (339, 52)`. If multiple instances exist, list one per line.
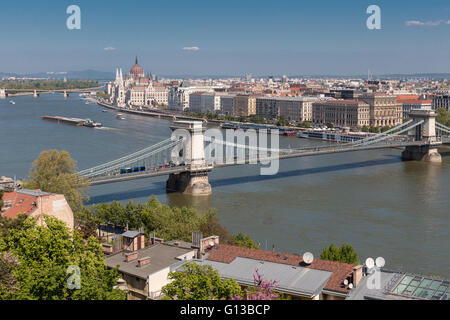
(0, 0), (449, 76)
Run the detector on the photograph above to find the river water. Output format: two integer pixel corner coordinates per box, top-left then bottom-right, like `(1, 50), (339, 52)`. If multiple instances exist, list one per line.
(1, 94), (449, 278)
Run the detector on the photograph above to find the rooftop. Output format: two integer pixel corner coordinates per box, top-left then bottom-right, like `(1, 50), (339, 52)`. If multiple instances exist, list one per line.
(205, 244), (355, 294)
(105, 243), (196, 279)
(183, 257), (333, 298)
(346, 269), (449, 300)
(1, 188), (52, 219)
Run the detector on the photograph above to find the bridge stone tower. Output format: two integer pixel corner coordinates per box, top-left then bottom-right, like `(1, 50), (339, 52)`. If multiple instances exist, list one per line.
(401, 110), (442, 163)
(166, 121), (212, 196)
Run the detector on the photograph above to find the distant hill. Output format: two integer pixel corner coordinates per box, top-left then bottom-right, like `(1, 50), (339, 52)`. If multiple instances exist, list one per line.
(1, 71), (449, 81)
(0, 70), (115, 80)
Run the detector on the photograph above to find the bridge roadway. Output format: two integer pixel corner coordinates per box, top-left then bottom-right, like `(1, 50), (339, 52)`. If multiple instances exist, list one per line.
(87, 139), (446, 185)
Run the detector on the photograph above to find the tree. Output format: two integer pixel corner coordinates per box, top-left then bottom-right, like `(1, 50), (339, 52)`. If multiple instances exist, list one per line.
(320, 243), (359, 265)
(0, 216), (125, 300)
(0, 214), (28, 238)
(162, 263), (242, 300)
(22, 150), (89, 213)
(199, 210), (232, 243)
(230, 233), (259, 249)
(233, 269), (279, 300)
(436, 108), (450, 127)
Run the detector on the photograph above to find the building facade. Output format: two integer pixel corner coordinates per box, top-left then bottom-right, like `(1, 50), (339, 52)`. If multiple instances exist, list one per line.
(432, 95), (450, 111)
(399, 99), (432, 119)
(234, 95), (256, 117)
(358, 93), (403, 127)
(106, 57), (168, 108)
(312, 100), (371, 128)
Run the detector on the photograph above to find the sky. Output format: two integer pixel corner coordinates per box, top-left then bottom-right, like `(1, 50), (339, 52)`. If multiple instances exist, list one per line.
(0, 0), (449, 76)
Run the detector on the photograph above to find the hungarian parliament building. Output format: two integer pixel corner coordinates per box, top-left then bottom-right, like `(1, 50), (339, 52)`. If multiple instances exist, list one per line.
(106, 57), (168, 108)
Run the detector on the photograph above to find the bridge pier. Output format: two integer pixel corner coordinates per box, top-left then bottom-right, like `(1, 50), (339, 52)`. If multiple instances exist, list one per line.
(401, 110), (442, 163)
(402, 145), (442, 163)
(167, 121), (212, 196)
(166, 171), (212, 196)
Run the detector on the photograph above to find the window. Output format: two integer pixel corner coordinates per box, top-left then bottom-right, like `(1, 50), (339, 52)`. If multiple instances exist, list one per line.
(392, 275), (449, 300)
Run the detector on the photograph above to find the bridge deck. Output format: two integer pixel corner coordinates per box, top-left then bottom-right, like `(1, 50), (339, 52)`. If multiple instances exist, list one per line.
(88, 140), (440, 185)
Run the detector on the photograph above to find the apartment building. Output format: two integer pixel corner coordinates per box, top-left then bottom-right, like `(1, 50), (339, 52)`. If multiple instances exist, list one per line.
(256, 97), (279, 120)
(398, 99), (432, 119)
(432, 95), (450, 111)
(234, 95), (256, 117)
(312, 100), (370, 128)
(218, 94), (236, 115)
(277, 97), (315, 122)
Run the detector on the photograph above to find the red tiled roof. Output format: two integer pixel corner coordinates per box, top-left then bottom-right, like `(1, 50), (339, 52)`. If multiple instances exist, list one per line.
(1, 191), (37, 219)
(398, 99), (432, 104)
(206, 244), (355, 294)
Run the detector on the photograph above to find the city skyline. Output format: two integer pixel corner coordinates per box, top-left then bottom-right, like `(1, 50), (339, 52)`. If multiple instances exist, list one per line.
(0, 0), (449, 76)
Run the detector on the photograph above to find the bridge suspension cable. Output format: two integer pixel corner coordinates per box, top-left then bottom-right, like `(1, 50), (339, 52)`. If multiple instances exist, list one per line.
(436, 122), (450, 134)
(349, 120), (414, 147)
(80, 138), (182, 178)
(78, 138), (174, 176)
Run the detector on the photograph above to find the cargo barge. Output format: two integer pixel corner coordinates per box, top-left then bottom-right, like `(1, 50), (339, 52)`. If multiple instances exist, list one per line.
(42, 116), (102, 128)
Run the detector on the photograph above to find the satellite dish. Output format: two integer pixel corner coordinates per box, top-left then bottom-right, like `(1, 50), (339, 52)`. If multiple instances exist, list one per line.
(376, 257), (386, 268)
(365, 258), (375, 269)
(344, 279), (349, 286)
(209, 242), (215, 247)
(349, 283), (354, 289)
(303, 252), (314, 264)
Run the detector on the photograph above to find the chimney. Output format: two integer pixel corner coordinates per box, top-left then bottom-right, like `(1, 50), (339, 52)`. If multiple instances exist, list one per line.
(139, 234), (145, 250)
(352, 265), (364, 287)
(125, 252), (138, 262)
(138, 257), (151, 267)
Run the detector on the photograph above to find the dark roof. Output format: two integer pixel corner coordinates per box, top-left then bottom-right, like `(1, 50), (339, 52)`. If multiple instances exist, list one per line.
(121, 230), (141, 238)
(205, 244), (355, 294)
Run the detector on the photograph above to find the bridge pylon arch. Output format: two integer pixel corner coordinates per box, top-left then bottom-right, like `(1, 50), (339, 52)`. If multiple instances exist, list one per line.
(402, 110), (442, 163)
(166, 121), (212, 196)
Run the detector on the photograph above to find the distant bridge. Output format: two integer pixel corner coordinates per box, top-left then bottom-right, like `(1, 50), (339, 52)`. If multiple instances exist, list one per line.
(79, 110), (450, 195)
(3, 87), (103, 98)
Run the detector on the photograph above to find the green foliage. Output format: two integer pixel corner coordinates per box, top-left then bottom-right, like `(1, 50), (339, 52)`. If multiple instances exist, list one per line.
(320, 243), (359, 265)
(162, 263), (242, 300)
(436, 108), (450, 127)
(248, 116), (266, 124)
(276, 115), (290, 127)
(297, 121), (311, 128)
(0, 214), (28, 238)
(22, 150), (90, 213)
(96, 91), (110, 99)
(230, 233), (259, 249)
(0, 80), (99, 91)
(90, 197), (215, 242)
(0, 216), (125, 300)
(199, 210), (232, 243)
(380, 126), (391, 133)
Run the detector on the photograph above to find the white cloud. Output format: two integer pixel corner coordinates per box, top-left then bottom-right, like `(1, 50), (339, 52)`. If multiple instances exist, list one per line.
(182, 46), (200, 51)
(104, 47), (116, 51)
(405, 19), (450, 27)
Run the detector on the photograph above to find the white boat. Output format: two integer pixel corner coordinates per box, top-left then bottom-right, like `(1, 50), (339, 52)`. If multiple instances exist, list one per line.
(116, 114), (125, 120)
(9, 101), (15, 105)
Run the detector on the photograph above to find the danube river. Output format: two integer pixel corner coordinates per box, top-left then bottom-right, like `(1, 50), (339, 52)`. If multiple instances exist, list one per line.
(1, 94), (449, 278)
